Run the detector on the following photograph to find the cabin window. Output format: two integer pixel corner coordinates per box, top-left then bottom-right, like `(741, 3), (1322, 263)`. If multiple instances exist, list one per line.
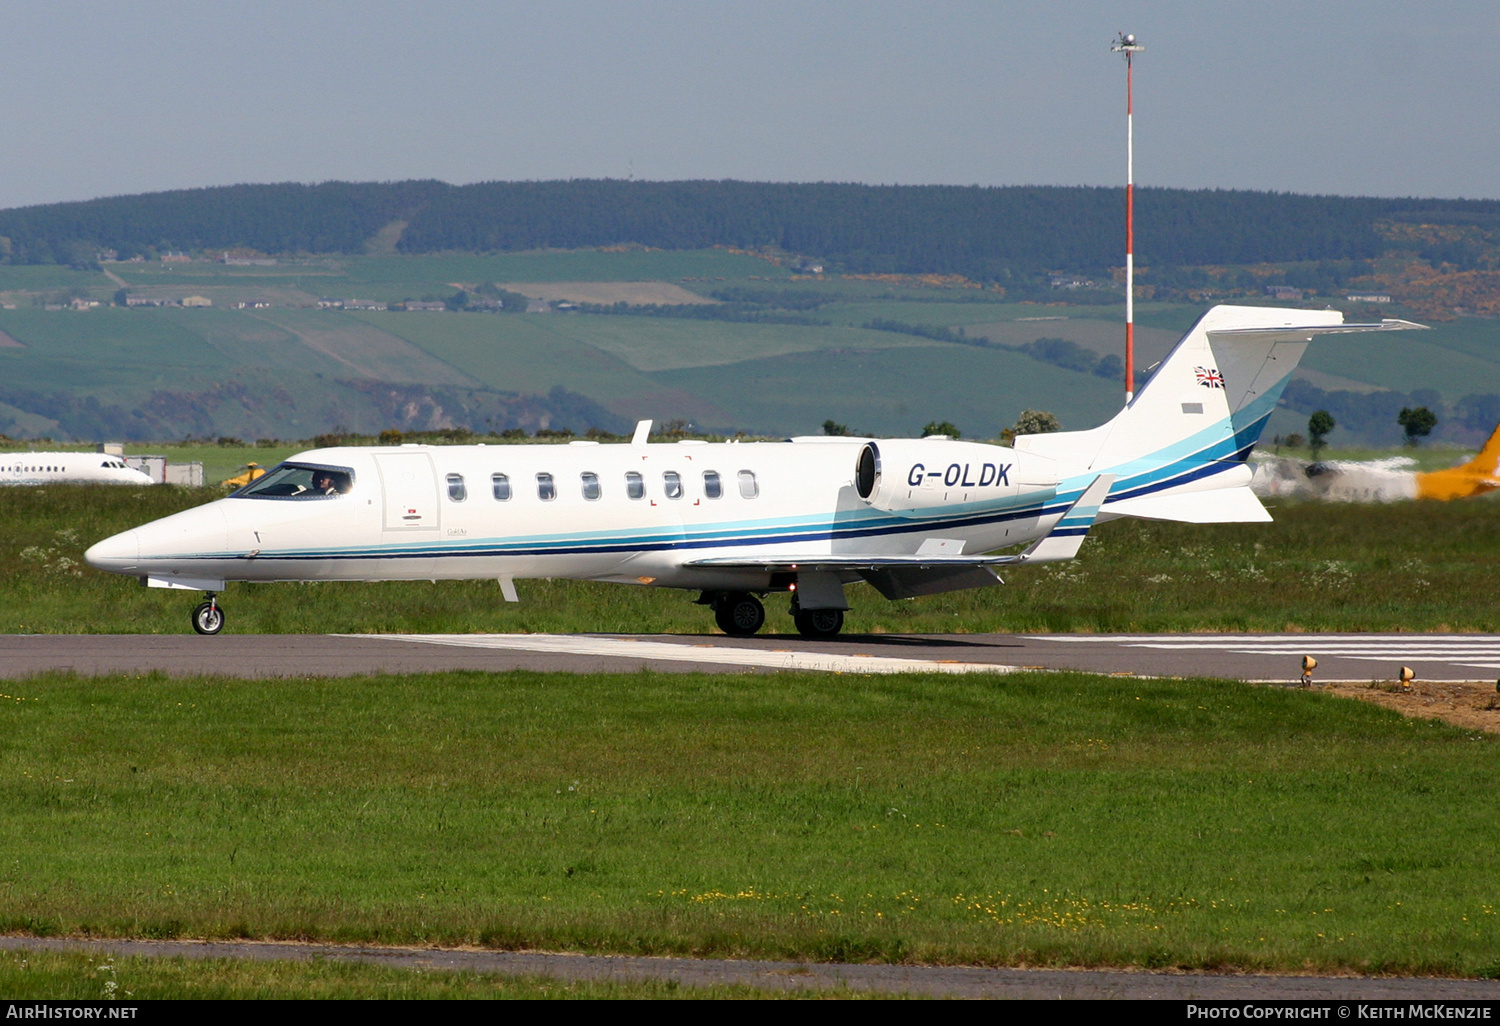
(625, 471), (645, 499)
(703, 470), (722, 499)
(663, 470), (683, 499)
(491, 473), (511, 501)
(581, 471), (601, 500)
(446, 473), (467, 502)
(737, 470), (759, 499)
(537, 472), (556, 501)
(234, 462), (354, 499)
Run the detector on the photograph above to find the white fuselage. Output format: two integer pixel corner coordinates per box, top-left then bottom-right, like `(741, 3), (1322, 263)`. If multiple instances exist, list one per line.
(83, 437), (1066, 592)
(0, 451), (154, 487)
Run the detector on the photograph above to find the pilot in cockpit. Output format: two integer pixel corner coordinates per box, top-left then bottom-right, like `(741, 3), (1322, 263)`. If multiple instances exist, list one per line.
(311, 470), (350, 495)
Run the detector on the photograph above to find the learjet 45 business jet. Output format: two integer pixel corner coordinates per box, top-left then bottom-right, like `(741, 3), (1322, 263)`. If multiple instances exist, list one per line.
(85, 305), (1422, 636)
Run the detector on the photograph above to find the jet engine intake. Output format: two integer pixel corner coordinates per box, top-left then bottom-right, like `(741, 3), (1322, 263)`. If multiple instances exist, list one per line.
(854, 439), (1057, 512)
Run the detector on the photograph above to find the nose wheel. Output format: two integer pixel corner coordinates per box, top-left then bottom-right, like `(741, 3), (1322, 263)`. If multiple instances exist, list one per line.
(192, 595), (224, 635)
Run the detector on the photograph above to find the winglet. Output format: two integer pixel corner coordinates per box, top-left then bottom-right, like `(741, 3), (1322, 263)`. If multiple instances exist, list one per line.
(1009, 474), (1114, 565)
(631, 420), (652, 446)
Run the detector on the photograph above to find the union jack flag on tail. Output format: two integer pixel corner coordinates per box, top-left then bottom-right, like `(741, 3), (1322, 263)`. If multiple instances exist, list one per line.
(1194, 366), (1224, 388)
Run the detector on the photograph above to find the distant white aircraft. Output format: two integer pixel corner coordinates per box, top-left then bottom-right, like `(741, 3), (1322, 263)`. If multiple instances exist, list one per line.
(1, 452), (154, 487)
(85, 305), (1423, 636)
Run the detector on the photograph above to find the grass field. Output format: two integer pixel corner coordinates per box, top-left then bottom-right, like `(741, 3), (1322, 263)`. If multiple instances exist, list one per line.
(0, 308), (234, 393)
(655, 344), (1124, 438)
(353, 311), (695, 401)
(0, 667), (1495, 976)
(3, 482), (1500, 635)
(0, 948), (836, 1000)
(525, 315), (939, 373)
(0, 265), (113, 294)
(3, 249), (1500, 444)
(1302, 331), (1500, 400)
(346, 250), (789, 286)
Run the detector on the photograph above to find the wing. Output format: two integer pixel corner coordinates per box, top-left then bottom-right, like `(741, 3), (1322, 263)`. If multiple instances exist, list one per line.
(684, 474), (1114, 599)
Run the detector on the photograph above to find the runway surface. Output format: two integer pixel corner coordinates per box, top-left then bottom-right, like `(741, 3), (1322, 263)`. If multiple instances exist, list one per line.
(5, 630), (1500, 682)
(4, 937), (1497, 1000)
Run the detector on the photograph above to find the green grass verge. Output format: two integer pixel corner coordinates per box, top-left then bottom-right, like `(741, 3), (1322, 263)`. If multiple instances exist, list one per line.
(1, 669), (1496, 975)
(4, 483), (1500, 634)
(0, 948), (850, 999)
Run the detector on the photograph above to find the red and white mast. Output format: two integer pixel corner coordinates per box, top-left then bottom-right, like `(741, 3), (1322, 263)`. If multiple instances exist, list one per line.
(1112, 32), (1145, 403)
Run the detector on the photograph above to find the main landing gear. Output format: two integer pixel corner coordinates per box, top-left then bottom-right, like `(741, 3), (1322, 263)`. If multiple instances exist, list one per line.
(712, 592), (766, 636)
(790, 598), (844, 639)
(192, 594), (224, 635)
(702, 591), (846, 639)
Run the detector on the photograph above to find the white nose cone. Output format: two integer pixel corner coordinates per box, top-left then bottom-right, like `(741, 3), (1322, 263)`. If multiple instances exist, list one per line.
(85, 529), (140, 574)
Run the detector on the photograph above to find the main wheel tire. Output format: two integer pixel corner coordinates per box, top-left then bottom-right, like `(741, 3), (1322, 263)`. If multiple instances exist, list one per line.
(192, 601), (224, 636)
(793, 608), (844, 638)
(714, 593), (765, 636)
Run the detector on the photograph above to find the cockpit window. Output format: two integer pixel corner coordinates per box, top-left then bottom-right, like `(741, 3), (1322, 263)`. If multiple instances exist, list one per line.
(234, 462), (354, 499)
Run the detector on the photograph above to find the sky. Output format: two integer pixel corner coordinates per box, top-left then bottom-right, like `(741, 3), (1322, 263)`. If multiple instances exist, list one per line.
(0, 0), (1493, 210)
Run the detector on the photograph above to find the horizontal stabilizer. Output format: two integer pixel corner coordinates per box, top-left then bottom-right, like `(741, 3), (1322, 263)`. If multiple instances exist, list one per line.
(1103, 486), (1272, 524)
(1011, 474), (1113, 563)
(1205, 318), (1427, 344)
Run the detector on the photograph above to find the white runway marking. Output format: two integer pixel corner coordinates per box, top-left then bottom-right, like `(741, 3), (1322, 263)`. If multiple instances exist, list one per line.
(1036, 635), (1500, 672)
(353, 634), (1017, 675)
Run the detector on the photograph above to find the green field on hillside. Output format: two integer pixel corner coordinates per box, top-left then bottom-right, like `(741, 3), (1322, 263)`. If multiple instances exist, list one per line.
(353, 311), (724, 422)
(820, 300), (1043, 330)
(109, 250), (790, 294)
(1, 667), (1495, 975)
(1, 249), (1499, 442)
(532, 315), (939, 373)
(655, 343), (1121, 437)
(0, 265), (113, 293)
(1302, 331), (1500, 399)
(349, 249), (790, 285)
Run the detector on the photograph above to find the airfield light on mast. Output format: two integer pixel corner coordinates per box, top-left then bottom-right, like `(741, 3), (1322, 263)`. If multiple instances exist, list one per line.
(1111, 31), (1145, 403)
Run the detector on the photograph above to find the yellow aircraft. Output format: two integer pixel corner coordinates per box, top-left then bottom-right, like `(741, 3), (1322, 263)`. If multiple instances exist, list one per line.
(221, 463), (267, 490)
(1415, 422), (1500, 499)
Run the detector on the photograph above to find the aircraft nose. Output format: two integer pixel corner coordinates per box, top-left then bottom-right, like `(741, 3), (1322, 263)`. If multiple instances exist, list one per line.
(85, 529), (140, 574)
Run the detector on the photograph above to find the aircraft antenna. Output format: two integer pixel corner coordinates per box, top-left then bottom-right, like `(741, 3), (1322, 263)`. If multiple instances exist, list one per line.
(1111, 31), (1145, 404)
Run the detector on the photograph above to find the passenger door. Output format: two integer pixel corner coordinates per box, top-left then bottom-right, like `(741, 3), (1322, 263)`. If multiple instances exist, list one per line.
(375, 452), (440, 534)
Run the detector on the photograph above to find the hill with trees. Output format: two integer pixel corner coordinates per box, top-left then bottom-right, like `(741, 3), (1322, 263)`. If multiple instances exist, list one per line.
(5, 180), (1500, 284)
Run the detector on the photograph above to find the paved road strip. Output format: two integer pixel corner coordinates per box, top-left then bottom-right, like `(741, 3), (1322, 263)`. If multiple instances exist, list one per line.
(350, 633), (1018, 674)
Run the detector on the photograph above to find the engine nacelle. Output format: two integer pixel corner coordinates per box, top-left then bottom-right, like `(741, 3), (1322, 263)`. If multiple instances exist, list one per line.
(855, 439), (1059, 512)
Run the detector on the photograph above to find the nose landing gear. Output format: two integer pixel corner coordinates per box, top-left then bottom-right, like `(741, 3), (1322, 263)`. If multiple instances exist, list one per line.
(192, 594), (224, 635)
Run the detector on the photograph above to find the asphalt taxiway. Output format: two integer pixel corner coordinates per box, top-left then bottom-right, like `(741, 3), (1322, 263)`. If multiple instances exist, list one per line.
(4, 631), (1500, 682)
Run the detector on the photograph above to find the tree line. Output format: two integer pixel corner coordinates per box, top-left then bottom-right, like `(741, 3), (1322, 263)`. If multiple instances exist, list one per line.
(4, 179), (1500, 279)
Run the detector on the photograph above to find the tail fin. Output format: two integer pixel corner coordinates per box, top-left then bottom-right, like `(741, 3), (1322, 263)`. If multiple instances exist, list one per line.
(1014, 305), (1426, 517)
(1414, 419), (1500, 500)
(1471, 419), (1500, 473)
